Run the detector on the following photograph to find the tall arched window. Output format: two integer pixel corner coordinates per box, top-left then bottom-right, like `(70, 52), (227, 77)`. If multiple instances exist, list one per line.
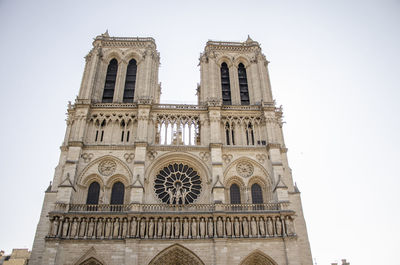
(110, 181), (125, 205)
(86, 182), (100, 205)
(246, 122), (255, 145)
(230, 184), (241, 204)
(123, 59), (137, 102)
(220, 62), (231, 105)
(102, 59), (118, 103)
(238, 63), (250, 105)
(251, 183), (263, 204)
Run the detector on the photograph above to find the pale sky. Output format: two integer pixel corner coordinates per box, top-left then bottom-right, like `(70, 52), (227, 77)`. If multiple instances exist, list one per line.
(0, 0), (399, 264)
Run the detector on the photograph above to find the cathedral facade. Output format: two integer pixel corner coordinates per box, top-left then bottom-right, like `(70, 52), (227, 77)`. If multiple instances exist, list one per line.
(29, 32), (313, 265)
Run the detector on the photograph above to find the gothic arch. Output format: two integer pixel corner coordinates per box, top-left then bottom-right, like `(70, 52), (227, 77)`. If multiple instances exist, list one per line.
(223, 157), (272, 185)
(73, 247), (107, 265)
(248, 175), (272, 202)
(145, 152), (211, 204)
(77, 155), (133, 186)
(216, 55), (233, 67)
(233, 56), (251, 68)
(102, 50), (123, 64)
(224, 176), (245, 204)
(148, 244), (205, 265)
(123, 50), (144, 65)
(239, 250), (278, 265)
(81, 174), (105, 188)
(105, 174), (130, 188)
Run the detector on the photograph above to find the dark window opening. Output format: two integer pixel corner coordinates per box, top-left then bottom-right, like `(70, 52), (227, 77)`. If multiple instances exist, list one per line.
(238, 63), (250, 105)
(95, 131), (99, 142)
(86, 182), (100, 205)
(102, 59), (118, 103)
(230, 184), (241, 204)
(126, 131), (130, 142)
(121, 131), (124, 142)
(220, 63), (232, 105)
(110, 182), (125, 205)
(251, 183), (263, 204)
(123, 59), (137, 103)
(100, 131), (104, 142)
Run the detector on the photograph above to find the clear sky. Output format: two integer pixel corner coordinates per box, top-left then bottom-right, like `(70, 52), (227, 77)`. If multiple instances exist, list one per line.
(0, 0), (399, 264)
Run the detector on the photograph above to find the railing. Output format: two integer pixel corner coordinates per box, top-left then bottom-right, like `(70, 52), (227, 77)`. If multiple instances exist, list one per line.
(54, 202), (287, 213)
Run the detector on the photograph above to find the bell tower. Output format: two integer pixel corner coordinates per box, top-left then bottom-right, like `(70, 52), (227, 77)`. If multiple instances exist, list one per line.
(198, 36), (273, 106)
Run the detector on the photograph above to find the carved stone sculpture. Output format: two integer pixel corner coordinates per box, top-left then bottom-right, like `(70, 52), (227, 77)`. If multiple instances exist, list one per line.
(157, 218), (163, 238)
(267, 217), (273, 236)
(275, 217), (282, 236)
(62, 218), (69, 238)
(165, 218), (172, 238)
(174, 218), (180, 238)
(259, 217), (265, 236)
(199, 218), (205, 237)
(140, 218), (146, 238)
(96, 218), (104, 238)
(148, 218), (154, 238)
(285, 216), (295, 235)
(183, 218), (189, 238)
(105, 218), (112, 238)
(78, 218), (86, 238)
(217, 217), (223, 237)
(191, 218), (197, 238)
(122, 218), (128, 238)
(242, 217), (249, 237)
(69, 218), (78, 238)
(112, 218), (119, 238)
(225, 218), (232, 237)
(130, 217), (137, 238)
(51, 217), (59, 237)
(234, 217), (240, 237)
(250, 217), (257, 237)
(207, 218), (214, 238)
(87, 218), (95, 238)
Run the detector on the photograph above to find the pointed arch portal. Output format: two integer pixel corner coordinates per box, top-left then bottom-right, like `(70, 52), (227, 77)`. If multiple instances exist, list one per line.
(148, 244), (205, 265)
(239, 250), (278, 265)
(79, 257), (103, 265)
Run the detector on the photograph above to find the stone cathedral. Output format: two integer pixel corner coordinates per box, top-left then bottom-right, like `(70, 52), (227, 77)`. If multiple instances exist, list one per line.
(30, 32), (313, 265)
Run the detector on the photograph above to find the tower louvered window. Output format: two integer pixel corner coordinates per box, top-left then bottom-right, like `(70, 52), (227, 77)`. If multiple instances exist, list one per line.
(230, 184), (241, 204)
(220, 62), (231, 105)
(86, 182), (100, 205)
(123, 59), (137, 102)
(102, 59), (118, 103)
(110, 182), (124, 205)
(251, 183), (263, 204)
(238, 63), (249, 105)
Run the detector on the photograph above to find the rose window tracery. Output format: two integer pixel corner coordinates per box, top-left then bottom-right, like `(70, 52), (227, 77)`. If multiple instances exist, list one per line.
(154, 163), (202, 205)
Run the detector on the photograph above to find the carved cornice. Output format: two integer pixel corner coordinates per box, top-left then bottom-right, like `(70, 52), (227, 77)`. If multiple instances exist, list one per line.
(68, 141), (84, 147)
(221, 145), (267, 151)
(148, 145), (209, 152)
(266, 143), (281, 150)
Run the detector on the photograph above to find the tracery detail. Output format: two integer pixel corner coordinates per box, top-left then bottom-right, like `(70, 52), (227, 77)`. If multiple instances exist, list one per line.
(154, 163), (202, 204)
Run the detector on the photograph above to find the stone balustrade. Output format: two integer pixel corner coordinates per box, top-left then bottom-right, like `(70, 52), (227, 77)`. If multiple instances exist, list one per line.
(54, 202), (287, 213)
(46, 212), (296, 240)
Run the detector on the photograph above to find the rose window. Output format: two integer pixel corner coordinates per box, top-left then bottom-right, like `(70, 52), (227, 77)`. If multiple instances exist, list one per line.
(154, 163), (202, 205)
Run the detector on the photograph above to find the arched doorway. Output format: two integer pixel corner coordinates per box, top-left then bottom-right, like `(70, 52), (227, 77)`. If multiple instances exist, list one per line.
(239, 250), (278, 265)
(148, 244), (205, 265)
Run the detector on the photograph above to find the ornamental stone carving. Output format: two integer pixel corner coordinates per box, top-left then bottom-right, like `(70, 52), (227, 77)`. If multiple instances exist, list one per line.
(154, 163), (202, 205)
(98, 159), (117, 176)
(236, 161), (254, 178)
(124, 153), (135, 163)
